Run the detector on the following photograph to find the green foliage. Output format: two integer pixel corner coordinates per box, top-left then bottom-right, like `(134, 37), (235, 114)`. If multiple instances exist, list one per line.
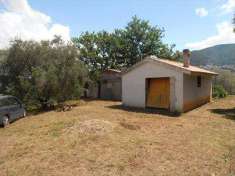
(213, 85), (228, 98)
(117, 16), (175, 66)
(73, 31), (118, 81)
(73, 16), (176, 79)
(0, 37), (89, 110)
(211, 67), (235, 95)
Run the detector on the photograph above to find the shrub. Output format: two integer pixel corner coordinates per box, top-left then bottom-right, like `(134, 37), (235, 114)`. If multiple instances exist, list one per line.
(213, 85), (228, 98)
(212, 68), (235, 95)
(0, 37), (89, 110)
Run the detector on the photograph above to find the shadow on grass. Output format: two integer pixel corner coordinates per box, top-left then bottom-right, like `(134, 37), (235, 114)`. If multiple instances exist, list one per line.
(27, 99), (91, 116)
(210, 108), (235, 120)
(83, 98), (121, 102)
(107, 104), (181, 117)
(27, 109), (51, 116)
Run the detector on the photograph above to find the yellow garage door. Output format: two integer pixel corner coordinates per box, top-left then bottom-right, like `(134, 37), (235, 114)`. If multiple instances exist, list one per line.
(147, 78), (170, 109)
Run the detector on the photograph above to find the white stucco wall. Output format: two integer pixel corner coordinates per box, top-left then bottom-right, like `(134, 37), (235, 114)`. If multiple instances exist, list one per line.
(183, 74), (212, 105)
(122, 61), (184, 111)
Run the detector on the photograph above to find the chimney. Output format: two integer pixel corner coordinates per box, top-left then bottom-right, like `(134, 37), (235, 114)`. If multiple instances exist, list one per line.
(183, 49), (191, 67)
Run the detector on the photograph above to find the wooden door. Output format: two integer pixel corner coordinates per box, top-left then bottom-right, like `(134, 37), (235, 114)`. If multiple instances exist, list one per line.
(146, 78), (170, 109)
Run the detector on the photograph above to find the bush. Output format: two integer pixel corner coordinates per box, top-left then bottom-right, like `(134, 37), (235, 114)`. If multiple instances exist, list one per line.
(213, 85), (228, 98)
(0, 37), (89, 110)
(212, 68), (235, 95)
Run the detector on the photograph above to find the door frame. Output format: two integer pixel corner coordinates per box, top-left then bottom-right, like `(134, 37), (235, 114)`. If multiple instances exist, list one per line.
(145, 77), (170, 110)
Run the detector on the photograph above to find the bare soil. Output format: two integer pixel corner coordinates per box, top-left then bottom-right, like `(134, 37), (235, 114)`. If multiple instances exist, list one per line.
(0, 96), (235, 176)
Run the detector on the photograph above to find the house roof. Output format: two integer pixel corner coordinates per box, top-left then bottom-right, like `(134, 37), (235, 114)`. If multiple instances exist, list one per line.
(122, 56), (218, 76)
(101, 69), (122, 81)
(103, 69), (122, 73)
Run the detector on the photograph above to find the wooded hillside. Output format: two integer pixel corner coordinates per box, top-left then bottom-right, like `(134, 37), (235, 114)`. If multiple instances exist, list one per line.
(191, 44), (235, 66)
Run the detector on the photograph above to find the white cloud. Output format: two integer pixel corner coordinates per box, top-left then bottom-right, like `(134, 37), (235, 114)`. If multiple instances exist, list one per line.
(0, 0), (70, 48)
(221, 0), (235, 13)
(185, 21), (235, 50)
(195, 8), (208, 17)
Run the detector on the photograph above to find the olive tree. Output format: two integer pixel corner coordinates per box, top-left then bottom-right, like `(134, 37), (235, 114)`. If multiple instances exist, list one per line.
(1, 37), (89, 110)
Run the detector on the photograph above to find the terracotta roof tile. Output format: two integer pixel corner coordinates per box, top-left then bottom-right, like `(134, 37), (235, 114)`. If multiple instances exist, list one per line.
(149, 56), (218, 75)
(122, 56), (218, 76)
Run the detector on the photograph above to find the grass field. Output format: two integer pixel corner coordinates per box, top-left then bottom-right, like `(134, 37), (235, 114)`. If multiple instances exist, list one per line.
(0, 96), (235, 176)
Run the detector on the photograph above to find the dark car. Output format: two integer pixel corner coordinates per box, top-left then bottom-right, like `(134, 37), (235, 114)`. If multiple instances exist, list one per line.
(0, 95), (26, 127)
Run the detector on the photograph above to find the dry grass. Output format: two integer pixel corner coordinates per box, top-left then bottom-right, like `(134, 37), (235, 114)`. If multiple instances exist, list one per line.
(0, 97), (235, 176)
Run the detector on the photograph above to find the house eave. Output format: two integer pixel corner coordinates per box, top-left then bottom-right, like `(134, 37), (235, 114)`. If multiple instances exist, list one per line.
(121, 56), (218, 77)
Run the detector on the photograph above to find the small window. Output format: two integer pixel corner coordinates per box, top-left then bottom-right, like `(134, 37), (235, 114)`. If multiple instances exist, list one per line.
(197, 76), (202, 88)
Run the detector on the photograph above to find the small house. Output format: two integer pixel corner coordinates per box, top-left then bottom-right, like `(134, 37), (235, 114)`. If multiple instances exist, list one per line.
(122, 49), (218, 112)
(99, 69), (122, 100)
(87, 69), (122, 100)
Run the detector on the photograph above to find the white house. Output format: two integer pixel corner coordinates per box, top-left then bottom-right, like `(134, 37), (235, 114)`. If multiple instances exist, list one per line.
(122, 49), (218, 112)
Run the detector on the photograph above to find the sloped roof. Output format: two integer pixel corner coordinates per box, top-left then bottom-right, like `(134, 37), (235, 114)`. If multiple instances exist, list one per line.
(103, 69), (121, 73)
(122, 56), (218, 76)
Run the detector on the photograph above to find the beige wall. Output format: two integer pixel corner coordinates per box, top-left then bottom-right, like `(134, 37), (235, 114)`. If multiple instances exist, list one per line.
(100, 79), (122, 100)
(88, 71), (122, 100)
(122, 61), (184, 111)
(100, 72), (122, 100)
(183, 74), (212, 111)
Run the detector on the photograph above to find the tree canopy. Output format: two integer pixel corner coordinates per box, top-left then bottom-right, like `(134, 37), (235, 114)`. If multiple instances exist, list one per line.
(73, 16), (177, 77)
(0, 37), (89, 110)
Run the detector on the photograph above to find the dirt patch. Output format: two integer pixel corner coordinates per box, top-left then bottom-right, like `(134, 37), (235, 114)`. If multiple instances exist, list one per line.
(65, 119), (116, 136)
(229, 147), (235, 175)
(120, 122), (141, 130)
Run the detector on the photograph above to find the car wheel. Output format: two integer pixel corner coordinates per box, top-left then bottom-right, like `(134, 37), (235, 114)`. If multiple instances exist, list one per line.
(2, 116), (9, 128)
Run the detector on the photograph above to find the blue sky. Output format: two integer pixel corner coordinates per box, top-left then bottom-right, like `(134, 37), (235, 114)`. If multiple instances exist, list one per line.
(0, 0), (235, 50)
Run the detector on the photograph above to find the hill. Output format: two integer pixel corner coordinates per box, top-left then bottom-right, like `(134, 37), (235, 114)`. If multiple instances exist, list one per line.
(191, 44), (235, 66)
